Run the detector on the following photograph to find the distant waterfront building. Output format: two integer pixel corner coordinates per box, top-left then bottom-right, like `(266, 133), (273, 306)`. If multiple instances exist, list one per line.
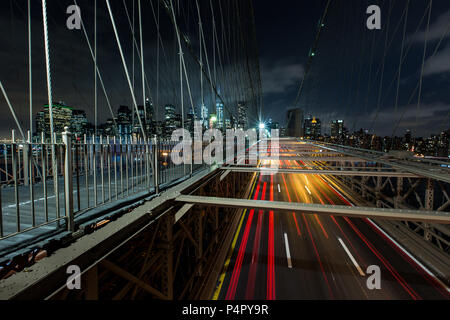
(104, 118), (117, 136)
(132, 105), (146, 135)
(174, 114), (182, 129)
(304, 115), (312, 137)
(312, 117), (322, 138)
(304, 116), (321, 138)
(164, 104), (177, 136)
(216, 101), (224, 130)
(117, 105), (132, 136)
(436, 130), (449, 157)
(330, 120), (344, 138)
(145, 98), (155, 135)
(286, 108), (304, 137)
(225, 117), (232, 130)
(70, 110), (88, 136)
(35, 102), (73, 138)
(186, 109), (196, 134)
(155, 121), (163, 136)
(404, 130), (412, 151)
(237, 102), (248, 130)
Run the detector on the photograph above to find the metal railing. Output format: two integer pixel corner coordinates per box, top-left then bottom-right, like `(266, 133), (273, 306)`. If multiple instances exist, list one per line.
(0, 127), (206, 244)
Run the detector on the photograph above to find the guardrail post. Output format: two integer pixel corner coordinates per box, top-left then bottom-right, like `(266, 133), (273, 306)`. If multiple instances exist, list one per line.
(12, 129), (20, 232)
(153, 135), (159, 194)
(23, 132), (29, 186)
(62, 126), (74, 233)
(145, 137), (151, 189)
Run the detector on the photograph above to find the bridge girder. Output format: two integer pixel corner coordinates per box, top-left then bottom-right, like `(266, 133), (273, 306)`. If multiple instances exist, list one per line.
(175, 195), (450, 225)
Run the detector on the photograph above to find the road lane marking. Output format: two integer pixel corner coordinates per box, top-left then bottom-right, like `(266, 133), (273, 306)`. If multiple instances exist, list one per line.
(305, 185), (312, 195)
(277, 184), (281, 193)
(322, 174), (450, 294)
(212, 173), (259, 300)
(366, 218), (450, 293)
(284, 233), (293, 269)
(338, 237), (365, 276)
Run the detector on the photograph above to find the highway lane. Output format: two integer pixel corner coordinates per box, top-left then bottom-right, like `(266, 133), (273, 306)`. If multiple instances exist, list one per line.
(213, 147), (450, 300)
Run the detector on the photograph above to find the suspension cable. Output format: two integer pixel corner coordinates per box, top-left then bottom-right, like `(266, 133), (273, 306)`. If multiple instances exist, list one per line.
(105, 0), (146, 139)
(293, 0), (333, 109)
(415, 0), (433, 127)
(73, 0), (117, 129)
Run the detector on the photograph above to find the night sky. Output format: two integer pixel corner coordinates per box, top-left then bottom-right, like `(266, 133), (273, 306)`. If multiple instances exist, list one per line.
(0, 0), (449, 139)
(255, 0), (450, 137)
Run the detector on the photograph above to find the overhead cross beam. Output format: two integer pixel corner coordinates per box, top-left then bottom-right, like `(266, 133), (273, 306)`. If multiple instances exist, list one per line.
(175, 195), (450, 224)
(219, 167), (420, 178)
(310, 142), (450, 184)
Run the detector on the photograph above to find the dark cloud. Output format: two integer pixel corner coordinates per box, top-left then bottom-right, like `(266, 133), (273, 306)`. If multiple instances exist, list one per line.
(255, 0), (450, 137)
(409, 9), (450, 43)
(424, 44), (450, 76)
(261, 59), (304, 95)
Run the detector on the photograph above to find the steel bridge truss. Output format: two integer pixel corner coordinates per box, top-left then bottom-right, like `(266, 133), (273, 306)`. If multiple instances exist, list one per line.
(42, 170), (253, 300)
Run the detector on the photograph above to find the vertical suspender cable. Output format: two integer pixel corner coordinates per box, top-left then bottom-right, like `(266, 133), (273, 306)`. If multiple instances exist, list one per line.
(369, 1), (394, 132)
(394, 0), (410, 114)
(197, 2), (204, 115)
(132, 0), (135, 92)
(293, 0), (333, 109)
(106, 0), (146, 140)
(41, 0), (55, 141)
(94, 0), (97, 136)
(195, 0), (215, 124)
(169, 0), (195, 117)
(28, 0), (32, 140)
(416, 0), (433, 127)
(73, 0), (117, 130)
(389, 0), (410, 150)
(138, 0), (147, 128)
(41, 0), (59, 218)
(156, 0), (160, 122)
(391, 20), (449, 140)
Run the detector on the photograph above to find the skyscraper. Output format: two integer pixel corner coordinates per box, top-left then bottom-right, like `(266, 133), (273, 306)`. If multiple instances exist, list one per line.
(304, 116), (321, 138)
(404, 130), (412, 150)
(330, 120), (344, 138)
(117, 105), (132, 137)
(164, 104), (177, 137)
(35, 102), (73, 138)
(237, 102), (248, 130)
(186, 109), (196, 134)
(132, 105), (146, 135)
(145, 98), (155, 135)
(311, 117), (321, 138)
(216, 101), (224, 130)
(70, 110), (88, 136)
(225, 117), (234, 130)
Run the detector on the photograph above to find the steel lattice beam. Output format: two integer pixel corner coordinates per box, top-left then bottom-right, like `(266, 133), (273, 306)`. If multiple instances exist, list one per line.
(220, 167), (420, 178)
(175, 195), (450, 224)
